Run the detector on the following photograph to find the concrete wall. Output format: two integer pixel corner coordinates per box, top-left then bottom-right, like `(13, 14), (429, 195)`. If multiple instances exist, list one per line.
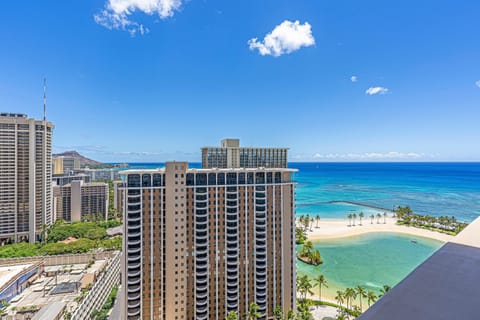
(0, 251), (115, 267)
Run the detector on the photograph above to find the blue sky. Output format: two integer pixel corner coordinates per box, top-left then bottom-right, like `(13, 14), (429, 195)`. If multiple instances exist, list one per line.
(1, 0), (479, 162)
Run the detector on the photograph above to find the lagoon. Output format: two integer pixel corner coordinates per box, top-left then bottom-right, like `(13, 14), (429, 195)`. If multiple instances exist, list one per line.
(296, 232), (443, 300)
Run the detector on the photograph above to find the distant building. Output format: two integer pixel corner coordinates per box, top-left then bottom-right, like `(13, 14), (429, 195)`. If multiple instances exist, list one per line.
(202, 138), (288, 169)
(79, 168), (121, 181)
(0, 113), (54, 243)
(113, 181), (124, 215)
(121, 159), (296, 319)
(53, 180), (108, 222)
(53, 173), (90, 187)
(53, 156), (80, 174)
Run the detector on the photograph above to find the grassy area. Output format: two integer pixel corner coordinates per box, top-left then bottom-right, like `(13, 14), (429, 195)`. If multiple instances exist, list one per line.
(91, 285), (119, 320)
(0, 221), (122, 258)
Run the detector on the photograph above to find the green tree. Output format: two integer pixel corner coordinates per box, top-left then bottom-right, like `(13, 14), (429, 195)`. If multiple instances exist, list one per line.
(296, 275), (314, 302)
(246, 303), (261, 320)
(370, 214), (375, 224)
(304, 241), (314, 255)
(335, 312), (349, 320)
(352, 213), (357, 226)
(273, 306), (283, 320)
(347, 214), (353, 226)
(379, 285), (391, 298)
(286, 309), (296, 320)
(335, 290), (344, 308)
(304, 214), (311, 231)
(359, 212), (364, 225)
(355, 285), (367, 310)
(226, 311), (238, 320)
(299, 215), (305, 228)
(376, 213), (382, 224)
(313, 274), (328, 303)
(367, 291), (377, 307)
(383, 212), (387, 224)
(344, 287), (357, 310)
(315, 214), (320, 228)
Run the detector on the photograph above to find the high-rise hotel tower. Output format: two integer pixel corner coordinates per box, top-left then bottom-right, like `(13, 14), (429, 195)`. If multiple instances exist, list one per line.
(202, 139), (288, 169)
(0, 113), (54, 243)
(121, 142), (296, 320)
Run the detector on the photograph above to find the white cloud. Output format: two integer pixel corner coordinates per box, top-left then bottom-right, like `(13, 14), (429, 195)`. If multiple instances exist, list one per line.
(476, 80), (480, 88)
(351, 76), (358, 82)
(312, 152), (427, 161)
(365, 86), (389, 95)
(94, 0), (183, 35)
(248, 20), (315, 57)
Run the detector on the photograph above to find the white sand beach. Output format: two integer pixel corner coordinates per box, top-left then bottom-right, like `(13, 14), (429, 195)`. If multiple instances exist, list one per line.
(299, 217), (453, 243)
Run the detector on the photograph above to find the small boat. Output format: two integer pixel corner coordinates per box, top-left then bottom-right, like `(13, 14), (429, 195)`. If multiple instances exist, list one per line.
(411, 240), (418, 244)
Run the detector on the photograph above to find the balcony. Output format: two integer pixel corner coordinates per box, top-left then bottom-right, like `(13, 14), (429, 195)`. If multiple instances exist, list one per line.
(127, 300), (141, 309)
(127, 285), (140, 293)
(227, 301), (238, 310)
(128, 292), (141, 301)
(127, 276), (140, 285)
(127, 307), (140, 317)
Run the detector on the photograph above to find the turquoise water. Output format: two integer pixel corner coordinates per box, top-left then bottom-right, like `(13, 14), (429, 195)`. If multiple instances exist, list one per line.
(296, 233), (443, 298)
(292, 162), (480, 222)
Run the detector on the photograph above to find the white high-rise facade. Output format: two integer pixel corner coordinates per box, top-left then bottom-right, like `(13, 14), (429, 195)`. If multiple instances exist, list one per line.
(0, 113), (54, 243)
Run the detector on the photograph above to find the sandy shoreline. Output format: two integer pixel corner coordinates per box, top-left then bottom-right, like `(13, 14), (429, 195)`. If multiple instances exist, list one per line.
(298, 217), (454, 243)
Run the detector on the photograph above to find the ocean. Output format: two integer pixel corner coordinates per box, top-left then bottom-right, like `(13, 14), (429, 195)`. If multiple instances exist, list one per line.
(124, 162), (480, 222)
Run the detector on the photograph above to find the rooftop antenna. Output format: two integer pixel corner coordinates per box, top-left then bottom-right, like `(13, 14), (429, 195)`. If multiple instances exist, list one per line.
(43, 78), (46, 121)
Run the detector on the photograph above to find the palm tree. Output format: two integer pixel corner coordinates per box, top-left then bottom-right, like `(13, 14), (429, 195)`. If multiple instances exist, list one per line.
(297, 275), (314, 302)
(273, 306), (283, 320)
(352, 213), (357, 226)
(304, 214), (311, 231)
(367, 291), (377, 307)
(335, 312), (349, 320)
(226, 311), (238, 320)
(286, 310), (296, 320)
(313, 274), (328, 303)
(315, 214), (321, 228)
(304, 241), (314, 255)
(370, 214), (374, 224)
(246, 303), (261, 320)
(359, 212), (364, 225)
(379, 285), (391, 298)
(355, 285), (367, 310)
(299, 215), (305, 228)
(335, 290), (345, 308)
(347, 213), (353, 226)
(383, 212), (387, 224)
(376, 213), (381, 224)
(344, 287), (357, 310)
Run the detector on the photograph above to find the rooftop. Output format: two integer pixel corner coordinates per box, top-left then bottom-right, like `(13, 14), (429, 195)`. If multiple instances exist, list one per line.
(0, 264), (33, 291)
(120, 166), (297, 175)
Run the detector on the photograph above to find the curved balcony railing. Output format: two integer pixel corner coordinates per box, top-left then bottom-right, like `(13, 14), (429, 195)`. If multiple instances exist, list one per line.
(127, 307), (140, 317)
(227, 301), (238, 310)
(127, 254), (141, 262)
(256, 283), (267, 290)
(196, 305), (208, 314)
(127, 300), (141, 309)
(127, 285), (140, 294)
